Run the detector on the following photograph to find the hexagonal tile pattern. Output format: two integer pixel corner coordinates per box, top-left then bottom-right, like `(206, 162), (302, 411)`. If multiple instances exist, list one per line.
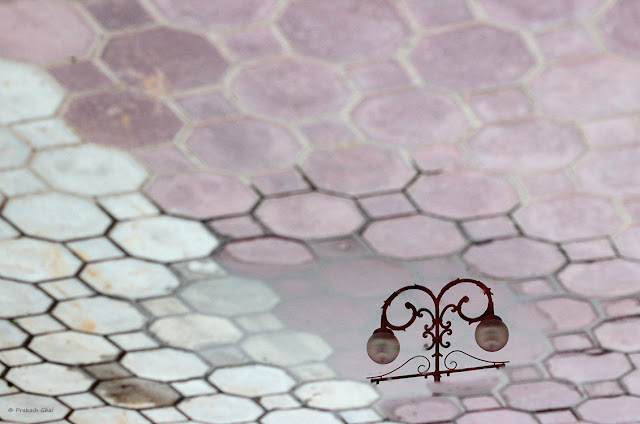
(186, 118), (303, 173)
(410, 25), (534, 91)
(529, 57), (640, 120)
(295, 380), (379, 410)
(256, 193), (365, 239)
(221, 237), (315, 266)
(534, 297), (598, 331)
(53, 297), (146, 334)
(558, 259), (640, 297)
(150, 314), (242, 349)
(575, 146), (640, 196)
(623, 370), (640, 395)
(146, 172), (258, 219)
(614, 224), (640, 259)
(122, 348), (208, 381)
(0, 59), (64, 124)
(0, 393), (68, 423)
(32, 144), (148, 196)
(209, 364), (296, 396)
(0, 127), (30, 169)
(599, 0), (640, 59)
(478, 0), (601, 26)
(578, 396), (640, 424)
(7, 363), (94, 395)
(178, 394), (263, 424)
(463, 238), (565, 279)
(546, 352), (630, 383)
(408, 172), (519, 219)
(0, 238), (81, 282)
(103, 27), (228, 91)
(501, 380), (582, 411)
(467, 119), (584, 172)
(4, 193), (111, 241)
(262, 408), (342, 424)
(110, 216), (218, 262)
(301, 145), (415, 196)
(242, 331), (333, 366)
(95, 377), (179, 409)
(363, 215), (466, 258)
(594, 317), (640, 352)
(0, 279), (52, 317)
(30, 331), (120, 364)
(0, 320), (27, 349)
(182, 276), (279, 316)
(515, 195), (621, 242)
(151, 0), (277, 29)
(70, 406), (151, 424)
(278, 0), (408, 61)
(65, 91), (183, 149)
(458, 409), (537, 424)
(352, 88), (469, 147)
(0, 0), (94, 64)
(84, 0), (153, 30)
(232, 59), (349, 120)
(81, 258), (180, 299)
(391, 397), (461, 423)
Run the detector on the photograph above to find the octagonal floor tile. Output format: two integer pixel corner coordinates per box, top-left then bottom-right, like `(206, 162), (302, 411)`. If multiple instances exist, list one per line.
(30, 331), (119, 364)
(0, 320), (27, 349)
(623, 370), (640, 395)
(232, 58), (350, 120)
(352, 88), (469, 147)
(575, 146), (640, 196)
(529, 57), (640, 120)
(0, 59), (64, 124)
(478, 0), (601, 27)
(599, 0), (640, 59)
(278, 0), (408, 61)
(81, 258), (179, 299)
(0, 127), (30, 169)
(301, 145), (416, 196)
(410, 24), (534, 91)
(182, 276), (279, 316)
(558, 259), (640, 298)
(102, 27), (227, 91)
(408, 171), (519, 219)
(515, 195), (621, 242)
(4, 192), (111, 241)
(70, 406), (151, 424)
(241, 331), (333, 366)
(0, 279), (52, 318)
(95, 377), (180, 409)
(53, 297), (147, 335)
(150, 314), (242, 349)
(65, 91), (183, 149)
(463, 237), (565, 279)
(501, 380), (582, 411)
(178, 394), (263, 424)
(578, 396), (640, 424)
(0, 0), (94, 64)
(0, 238), (81, 282)
(363, 215), (466, 259)
(110, 216), (218, 262)
(467, 119), (584, 172)
(457, 409), (537, 424)
(221, 237), (314, 266)
(614, 224), (640, 259)
(256, 192), (364, 239)
(295, 380), (379, 410)
(7, 363), (94, 395)
(594, 317), (640, 352)
(186, 118), (303, 173)
(151, 0), (277, 29)
(209, 364), (295, 397)
(146, 172), (258, 219)
(391, 397), (461, 423)
(534, 296), (598, 331)
(0, 393), (68, 423)
(546, 352), (630, 383)
(32, 144), (148, 196)
(122, 348), (208, 381)
(83, 0), (153, 30)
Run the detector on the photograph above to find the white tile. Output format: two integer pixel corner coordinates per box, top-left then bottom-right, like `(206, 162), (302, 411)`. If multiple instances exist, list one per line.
(0, 348), (42, 366)
(210, 365), (295, 397)
(260, 394), (301, 410)
(340, 408), (382, 423)
(98, 193), (159, 220)
(53, 297), (147, 335)
(0, 168), (46, 196)
(171, 379), (217, 397)
(0, 127), (29, 169)
(40, 278), (94, 300)
(15, 314), (64, 335)
(141, 406), (187, 423)
(6, 363), (94, 395)
(177, 394), (263, 424)
(109, 332), (159, 350)
(0, 238), (81, 282)
(0, 280), (52, 317)
(121, 348), (208, 382)
(151, 314), (241, 350)
(140, 296), (190, 317)
(58, 392), (104, 409)
(235, 313), (284, 333)
(67, 237), (123, 262)
(295, 380), (379, 410)
(13, 118), (80, 148)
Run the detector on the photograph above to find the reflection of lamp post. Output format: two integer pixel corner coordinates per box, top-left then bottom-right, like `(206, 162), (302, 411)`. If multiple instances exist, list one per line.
(366, 279), (509, 384)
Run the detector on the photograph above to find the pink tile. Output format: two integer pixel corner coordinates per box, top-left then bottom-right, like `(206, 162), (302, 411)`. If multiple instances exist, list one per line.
(391, 397), (461, 423)
(515, 195), (621, 242)
(352, 88), (469, 148)
(409, 256), (469, 280)
(521, 171), (575, 197)
(347, 61), (409, 91)
(505, 365), (544, 382)
(48, 61), (111, 92)
(208, 216), (264, 238)
(224, 27), (282, 60)
(468, 88), (532, 122)
(463, 216), (518, 241)
(299, 120), (358, 148)
(0, 0), (95, 64)
(251, 169), (308, 196)
(599, 0), (640, 59)
(458, 409), (537, 424)
(411, 144), (468, 173)
(186, 118), (303, 173)
(151, 0), (277, 29)
(467, 119), (584, 172)
(501, 381), (582, 411)
(602, 297), (640, 318)
(535, 297), (598, 331)
(582, 117), (638, 147)
(85, 0), (153, 30)
(134, 145), (195, 172)
(583, 381), (625, 397)
(301, 145), (416, 196)
(408, 0), (472, 27)
(176, 92), (237, 122)
(615, 224), (640, 260)
(578, 396), (640, 424)
(478, 0), (601, 27)
(221, 237), (314, 266)
(535, 26), (598, 60)
(275, 295), (369, 334)
(460, 396), (501, 411)
(410, 25), (534, 91)
(559, 259), (640, 298)
(310, 237), (370, 258)
(550, 333), (593, 352)
(359, 193), (416, 218)
(278, 0), (408, 61)
(595, 317), (640, 353)
(545, 351), (630, 383)
(562, 239), (615, 261)
(536, 410), (578, 424)
(576, 146), (640, 196)
(232, 59), (350, 120)
(509, 279), (556, 297)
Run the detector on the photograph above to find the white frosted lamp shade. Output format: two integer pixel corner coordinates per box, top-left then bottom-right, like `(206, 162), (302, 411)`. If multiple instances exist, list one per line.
(366, 328), (400, 364)
(475, 316), (509, 352)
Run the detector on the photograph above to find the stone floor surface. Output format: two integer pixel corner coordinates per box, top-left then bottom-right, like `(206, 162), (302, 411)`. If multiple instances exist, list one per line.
(1, 0), (640, 423)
